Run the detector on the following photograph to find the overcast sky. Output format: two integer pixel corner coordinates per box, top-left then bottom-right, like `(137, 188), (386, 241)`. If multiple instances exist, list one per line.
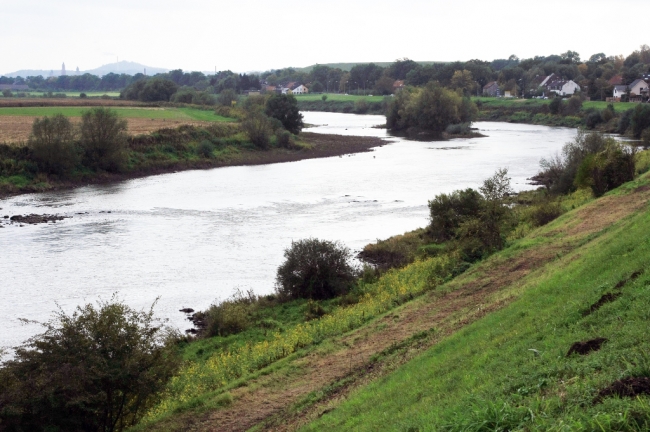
(2, 0), (647, 74)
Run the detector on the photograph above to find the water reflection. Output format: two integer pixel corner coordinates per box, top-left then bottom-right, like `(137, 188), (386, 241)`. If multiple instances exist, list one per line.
(0, 113), (577, 350)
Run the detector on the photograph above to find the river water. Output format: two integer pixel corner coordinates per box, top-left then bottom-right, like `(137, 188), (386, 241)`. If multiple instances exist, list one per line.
(0, 113), (576, 350)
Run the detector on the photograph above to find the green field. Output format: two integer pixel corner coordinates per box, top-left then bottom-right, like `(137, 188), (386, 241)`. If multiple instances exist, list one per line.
(294, 94), (386, 103)
(0, 91), (121, 98)
(474, 97), (639, 113)
(0, 106), (232, 122)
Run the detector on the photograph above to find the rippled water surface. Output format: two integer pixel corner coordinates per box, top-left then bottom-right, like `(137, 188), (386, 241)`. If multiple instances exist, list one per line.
(0, 113), (576, 349)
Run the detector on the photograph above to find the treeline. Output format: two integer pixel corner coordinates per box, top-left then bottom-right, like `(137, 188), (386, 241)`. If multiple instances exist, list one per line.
(0, 69), (262, 94)
(262, 46), (650, 99)
(3, 45), (648, 100)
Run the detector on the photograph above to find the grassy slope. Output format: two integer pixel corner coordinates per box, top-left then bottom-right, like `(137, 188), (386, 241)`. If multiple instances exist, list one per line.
(0, 106), (232, 122)
(302, 179), (650, 431)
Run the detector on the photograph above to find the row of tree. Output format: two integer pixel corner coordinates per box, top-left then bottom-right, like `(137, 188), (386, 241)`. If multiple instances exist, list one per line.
(0, 70), (262, 94)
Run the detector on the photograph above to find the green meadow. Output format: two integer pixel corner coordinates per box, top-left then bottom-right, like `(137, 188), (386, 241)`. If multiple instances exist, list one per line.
(0, 106), (233, 122)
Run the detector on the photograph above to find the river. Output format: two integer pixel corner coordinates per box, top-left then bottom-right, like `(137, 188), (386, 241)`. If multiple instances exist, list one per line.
(0, 113), (576, 350)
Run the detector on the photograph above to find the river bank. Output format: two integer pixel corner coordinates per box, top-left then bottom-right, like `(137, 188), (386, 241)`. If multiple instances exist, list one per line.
(0, 131), (387, 199)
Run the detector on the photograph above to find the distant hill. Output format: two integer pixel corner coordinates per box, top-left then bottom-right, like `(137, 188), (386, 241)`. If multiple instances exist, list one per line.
(3, 61), (169, 78)
(295, 61), (446, 73)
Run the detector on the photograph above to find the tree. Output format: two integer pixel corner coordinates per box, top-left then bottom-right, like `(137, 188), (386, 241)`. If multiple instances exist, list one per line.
(386, 83), (477, 134)
(275, 238), (357, 300)
(450, 70), (475, 95)
(139, 79), (178, 102)
(217, 89), (238, 107)
(0, 297), (180, 432)
(265, 94), (304, 134)
(80, 108), (128, 172)
(28, 114), (79, 176)
(373, 75), (395, 95)
(385, 58), (419, 80)
(310, 81), (324, 93)
(630, 104), (650, 138)
(241, 111), (273, 149)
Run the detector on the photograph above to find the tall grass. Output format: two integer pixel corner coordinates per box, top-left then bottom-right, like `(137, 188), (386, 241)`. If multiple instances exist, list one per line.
(142, 254), (458, 421)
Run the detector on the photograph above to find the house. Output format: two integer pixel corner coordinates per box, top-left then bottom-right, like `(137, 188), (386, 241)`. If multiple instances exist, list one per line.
(393, 80), (405, 92)
(628, 79), (648, 97)
(483, 81), (499, 96)
(292, 84), (308, 95)
(281, 88), (292, 95)
(0, 84), (29, 91)
(545, 78), (580, 96)
(608, 75), (623, 86)
(613, 85), (627, 99)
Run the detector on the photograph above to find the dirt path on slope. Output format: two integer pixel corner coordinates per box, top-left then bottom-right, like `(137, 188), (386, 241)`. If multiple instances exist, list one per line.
(155, 185), (650, 432)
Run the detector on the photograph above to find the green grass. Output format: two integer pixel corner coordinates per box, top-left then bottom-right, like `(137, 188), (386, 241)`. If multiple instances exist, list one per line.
(475, 97), (638, 113)
(294, 94), (386, 103)
(0, 106), (232, 122)
(0, 91), (121, 98)
(301, 183), (650, 431)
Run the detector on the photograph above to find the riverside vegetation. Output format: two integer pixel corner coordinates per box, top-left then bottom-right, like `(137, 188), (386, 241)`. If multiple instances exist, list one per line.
(0, 94), (385, 198)
(1, 129), (649, 430)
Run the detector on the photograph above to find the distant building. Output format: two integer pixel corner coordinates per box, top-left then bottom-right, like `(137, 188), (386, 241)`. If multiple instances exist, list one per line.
(62, 62), (66, 76)
(608, 75), (623, 86)
(483, 81), (499, 96)
(613, 85), (628, 99)
(546, 77), (580, 96)
(393, 80), (405, 92)
(292, 84), (308, 95)
(76, 66), (80, 75)
(628, 79), (649, 97)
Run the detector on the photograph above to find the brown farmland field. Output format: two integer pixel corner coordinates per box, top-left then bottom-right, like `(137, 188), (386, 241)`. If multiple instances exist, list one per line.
(0, 116), (213, 145)
(0, 98), (147, 108)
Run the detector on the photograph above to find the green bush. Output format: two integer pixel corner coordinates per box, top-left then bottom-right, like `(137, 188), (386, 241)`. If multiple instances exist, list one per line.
(529, 200), (564, 227)
(630, 104), (650, 138)
(241, 112), (273, 149)
(80, 107), (128, 172)
(217, 89), (238, 107)
(549, 97), (563, 115)
(28, 114), (79, 176)
(204, 289), (257, 337)
(0, 297), (180, 432)
(196, 140), (215, 158)
(276, 129), (293, 148)
(275, 238), (357, 300)
(2, 89), (13, 97)
(575, 142), (636, 197)
(428, 188), (483, 242)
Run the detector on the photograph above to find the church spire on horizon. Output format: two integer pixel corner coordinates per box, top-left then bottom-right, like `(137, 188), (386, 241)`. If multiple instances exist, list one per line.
(61, 62), (66, 76)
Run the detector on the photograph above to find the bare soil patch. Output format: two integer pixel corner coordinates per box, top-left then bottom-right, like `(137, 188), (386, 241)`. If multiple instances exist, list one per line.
(583, 293), (622, 316)
(595, 377), (650, 403)
(566, 338), (608, 356)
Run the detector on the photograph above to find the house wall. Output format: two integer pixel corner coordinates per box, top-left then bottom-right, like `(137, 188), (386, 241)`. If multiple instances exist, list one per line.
(562, 81), (580, 96)
(629, 81), (648, 96)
